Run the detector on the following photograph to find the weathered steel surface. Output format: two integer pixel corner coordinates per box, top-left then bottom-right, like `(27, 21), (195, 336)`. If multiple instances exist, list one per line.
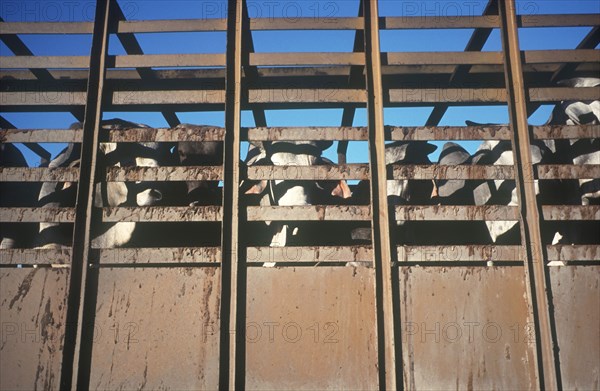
(106, 126), (224, 142)
(88, 267), (220, 390)
(536, 164), (600, 180)
(546, 245), (600, 262)
(384, 15), (498, 29)
(389, 125), (512, 141)
(386, 51), (502, 66)
(250, 52), (365, 66)
(0, 207), (75, 223)
(389, 88), (507, 103)
(549, 266), (600, 390)
(395, 205), (519, 221)
(0, 21), (94, 34)
(529, 86), (600, 102)
(105, 166), (223, 182)
(519, 14), (600, 27)
(524, 49), (600, 64)
(101, 206), (222, 222)
(245, 126), (368, 141)
(250, 17), (363, 30)
(533, 124), (600, 140)
(0, 129), (82, 143)
(247, 205), (371, 221)
(392, 165), (514, 180)
(397, 245), (523, 262)
(118, 19), (227, 33)
(0, 249), (72, 265)
(113, 53), (225, 68)
(542, 205), (600, 221)
(245, 267), (378, 390)
(0, 55), (90, 69)
(246, 246), (373, 264)
(246, 164), (369, 181)
(399, 266), (537, 390)
(0, 268), (70, 390)
(0, 91), (87, 106)
(96, 247), (221, 263)
(0, 167), (79, 182)
(248, 89), (366, 104)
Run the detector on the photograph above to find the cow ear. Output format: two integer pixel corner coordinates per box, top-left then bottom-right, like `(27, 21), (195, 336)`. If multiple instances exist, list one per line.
(331, 180), (352, 199)
(245, 180), (268, 195)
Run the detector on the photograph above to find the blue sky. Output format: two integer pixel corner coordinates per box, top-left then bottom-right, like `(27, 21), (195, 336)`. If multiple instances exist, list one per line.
(1, 0), (598, 166)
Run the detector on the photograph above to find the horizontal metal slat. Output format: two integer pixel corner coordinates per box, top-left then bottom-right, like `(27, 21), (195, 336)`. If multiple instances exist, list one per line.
(518, 14), (600, 28)
(0, 129), (82, 143)
(0, 55), (89, 69)
(0, 207), (75, 222)
(388, 125), (512, 140)
(536, 165), (600, 180)
(397, 245), (524, 262)
(546, 245), (600, 262)
(102, 206), (222, 222)
(246, 246), (373, 263)
(382, 15), (499, 29)
(532, 124), (600, 140)
(542, 205), (600, 221)
(250, 52), (364, 66)
(389, 88), (507, 103)
(524, 49), (600, 64)
(113, 54), (226, 68)
(247, 205), (371, 221)
(0, 167), (79, 182)
(395, 205), (520, 221)
(105, 166), (223, 181)
(246, 164), (369, 181)
(529, 86), (600, 102)
(96, 247), (221, 263)
(245, 126), (368, 141)
(117, 18), (227, 33)
(0, 91), (87, 105)
(0, 21), (94, 34)
(392, 165), (514, 180)
(107, 127), (225, 142)
(250, 17), (363, 30)
(386, 51), (502, 66)
(0, 248), (72, 265)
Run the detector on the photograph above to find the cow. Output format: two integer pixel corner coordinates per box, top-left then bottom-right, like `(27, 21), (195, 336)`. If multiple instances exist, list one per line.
(0, 143), (40, 248)
(35, 119), (173, 249)
(242, 140), (352, 265)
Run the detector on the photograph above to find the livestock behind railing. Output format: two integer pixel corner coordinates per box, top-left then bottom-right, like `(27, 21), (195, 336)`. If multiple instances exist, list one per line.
(0, 0), (599, 390)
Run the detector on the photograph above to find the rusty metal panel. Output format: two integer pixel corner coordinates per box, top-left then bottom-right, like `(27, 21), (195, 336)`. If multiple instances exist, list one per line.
(524, 49), (600, 64)
(395, 205), (519, 221)
(105, 166), (223, 182)
(96, 247), (221, 264)
(389, 88), (507, 104)
(88, 267), (220, 390)
(247, 205), (371, 221)
(0, 268), (70, 390)
(529, 86), (600, 102)
(245, 267), (378, 390)
(102, 206), (222, 222)
(549, 266), (600, 390)
(0, 91), (87, 106)
(533, 124), (600, 140)
(0, 207), (75, 223)
(389, 125), (512, 141)
(0, 167), (79, 182)
(519, 14), (600, 27)
(399, 266), (537, 390)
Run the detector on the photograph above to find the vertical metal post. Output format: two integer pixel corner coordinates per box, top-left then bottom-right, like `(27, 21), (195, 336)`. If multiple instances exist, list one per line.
(498, 1), (559, 390)
(59, 0), (112, 389)
(363, 0), (397, 389)
(221, 0), (244, 389)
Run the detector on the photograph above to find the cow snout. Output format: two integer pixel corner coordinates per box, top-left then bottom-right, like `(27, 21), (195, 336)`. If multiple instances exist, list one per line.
(137, 188), (163, 206)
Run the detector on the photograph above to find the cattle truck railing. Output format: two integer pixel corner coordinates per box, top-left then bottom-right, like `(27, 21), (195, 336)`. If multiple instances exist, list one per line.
(1, 0), (599, 389)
